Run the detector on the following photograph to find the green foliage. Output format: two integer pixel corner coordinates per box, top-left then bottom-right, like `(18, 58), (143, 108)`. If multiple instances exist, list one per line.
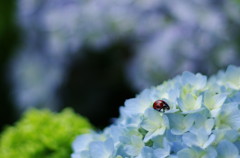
(0, 108), (92, 158)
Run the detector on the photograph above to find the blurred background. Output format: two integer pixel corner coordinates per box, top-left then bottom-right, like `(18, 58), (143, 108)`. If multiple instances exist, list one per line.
(1, 0), (240, 131)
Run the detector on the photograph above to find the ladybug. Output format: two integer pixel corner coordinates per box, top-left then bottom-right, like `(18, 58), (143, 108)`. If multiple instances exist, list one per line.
(153, 100), (170, 112)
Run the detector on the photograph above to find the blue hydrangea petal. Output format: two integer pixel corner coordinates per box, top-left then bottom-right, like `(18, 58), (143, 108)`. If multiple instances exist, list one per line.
(217, 140), (239, 158)
(141, 109), (169, 141)
(72, 134), (93, 153)
(153, 148), (170, 158)
(136, 146), (154, 158)
(123, 136), (144, 156)
(183, 129), (215, 149)
(204, 91), (227, 117)
(213, 129), (239, 145)
(177, 148), (197, 158)
(222, 65), (240, 89)
(178, 94), (203, 113)
(168, 113), (194, 135)
(89, 138), (114, 158)
(177, 147), (217, 158)
(216, 103), (240, 130)
(191, 113), (214, 135)
(122, 89), (159, 116)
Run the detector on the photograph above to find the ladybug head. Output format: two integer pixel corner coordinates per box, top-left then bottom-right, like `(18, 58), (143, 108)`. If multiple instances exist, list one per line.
(164, 104), (170, 110)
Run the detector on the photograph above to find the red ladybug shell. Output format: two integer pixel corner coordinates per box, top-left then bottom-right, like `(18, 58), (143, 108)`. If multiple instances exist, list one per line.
(153, 100), (170, 112)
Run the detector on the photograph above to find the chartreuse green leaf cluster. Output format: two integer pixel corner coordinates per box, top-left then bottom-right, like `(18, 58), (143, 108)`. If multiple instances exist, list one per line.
(72, 65), (240, 158)
(0, 108), (92, 158)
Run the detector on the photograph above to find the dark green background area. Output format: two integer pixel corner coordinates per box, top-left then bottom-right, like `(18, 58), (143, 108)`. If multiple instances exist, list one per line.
(0, 0), (19, 131)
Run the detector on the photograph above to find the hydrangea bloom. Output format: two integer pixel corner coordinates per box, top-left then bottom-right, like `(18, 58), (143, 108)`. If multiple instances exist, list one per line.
(0, 108), (92, 158)
(126, 0), (240, 90)
(72, 65), (240, 158)
(9, 51), (64, 110)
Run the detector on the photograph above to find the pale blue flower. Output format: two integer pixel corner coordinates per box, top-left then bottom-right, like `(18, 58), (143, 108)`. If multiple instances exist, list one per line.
(221, 65), (240, 90)
(118, 127), (144, 157)
(103, 125), (124, 145)
(213, 129), (239, 145)
(122, 89), (159, 116)
(203, 91), (227, 117)
(215, 103), (240, 130)
(137, 146), (170, 158)
(168, 113), (194, 135)
(178, 94), (203, 113)
(181, 72), (207, 90)
(136, 147), (154, 158)
(165, 130), (186, 153)
(182, 129), (215, 149)
(217, 140), (239, 158)
(140, 108), (169, 142)
(152, 136), (171, 157)
(72, 134), (93, 154)
(121, 135), (144, 156)
(190, 113), (214, 135)
(177, 147), (217, 158)
(229, 92), (240, 103)
(137, 137), (170, 158)
(71, 133), (107, 158)
(89, 138), (115, 158)
(72, 66), (240, 158)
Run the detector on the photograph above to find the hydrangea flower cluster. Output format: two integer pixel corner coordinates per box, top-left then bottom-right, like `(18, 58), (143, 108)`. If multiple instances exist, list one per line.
(17, 0), (160, 55)
(10, 52), (64, 110)
(72, 65), (240, 158)
(0, 108), (92, 158)
(18, 0), (240, 52)
(126, 0), (240, 90)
